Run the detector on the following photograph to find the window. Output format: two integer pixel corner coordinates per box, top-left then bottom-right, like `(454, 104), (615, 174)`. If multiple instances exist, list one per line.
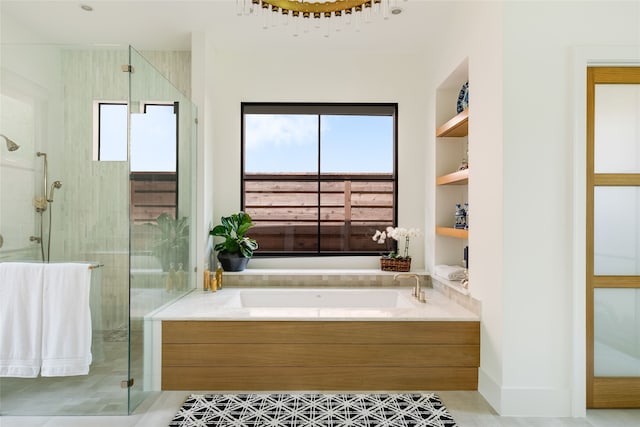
(242, 103), (397, 256)
(94, 101), (179, 222)
(97, 102), (128, 161)
(130, 103), (179, 222)
(131, 103), (177, 173)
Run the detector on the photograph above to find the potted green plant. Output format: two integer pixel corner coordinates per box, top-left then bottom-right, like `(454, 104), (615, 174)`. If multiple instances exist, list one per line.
(147, 213), (190, 272)
(209, 211), (258, 271)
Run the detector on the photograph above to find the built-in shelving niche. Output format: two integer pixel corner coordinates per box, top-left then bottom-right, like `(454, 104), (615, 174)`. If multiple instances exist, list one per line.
(434, 59), (469, 269)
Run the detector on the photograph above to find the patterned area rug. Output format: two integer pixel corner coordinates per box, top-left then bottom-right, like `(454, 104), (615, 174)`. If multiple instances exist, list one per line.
(169, 393), (458, 427)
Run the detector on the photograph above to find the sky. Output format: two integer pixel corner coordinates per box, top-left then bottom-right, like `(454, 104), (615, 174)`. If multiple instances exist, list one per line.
(99, 103), (176, 172)
(99, 109), (394, 174)
(244, 114), (394, 174)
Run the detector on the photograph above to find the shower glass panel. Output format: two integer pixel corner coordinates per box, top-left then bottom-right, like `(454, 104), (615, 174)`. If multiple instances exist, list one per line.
(0, 45), (131, 415)
(0, 43), (195, 416)
(127, 46), (197, 412)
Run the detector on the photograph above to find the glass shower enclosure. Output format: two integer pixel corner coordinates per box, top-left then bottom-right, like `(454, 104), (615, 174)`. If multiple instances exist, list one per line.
(0, 43), (196, 415)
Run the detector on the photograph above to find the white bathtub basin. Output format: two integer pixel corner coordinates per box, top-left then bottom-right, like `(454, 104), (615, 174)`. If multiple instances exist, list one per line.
(238, 288), (414, 309)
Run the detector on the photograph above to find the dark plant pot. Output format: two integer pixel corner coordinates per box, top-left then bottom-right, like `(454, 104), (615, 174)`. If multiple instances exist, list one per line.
(217, 252), (250, 272)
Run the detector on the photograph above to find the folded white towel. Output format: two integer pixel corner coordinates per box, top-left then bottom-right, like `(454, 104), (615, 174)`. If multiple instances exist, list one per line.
(41, 263), (93, 377)
(433, 264), (467, 281)
(0, 262), (45, 378)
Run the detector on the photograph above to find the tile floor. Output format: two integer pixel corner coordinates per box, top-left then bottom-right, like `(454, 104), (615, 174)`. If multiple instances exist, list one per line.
(1, 390), (639, 427)
(0, 338), (129, 416)
(0, 327), (148, 417)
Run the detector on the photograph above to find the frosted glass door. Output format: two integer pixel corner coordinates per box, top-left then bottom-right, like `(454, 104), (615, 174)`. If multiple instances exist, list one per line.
(587, 67), (640, 408)
(594, 288), (640, 376)
(594, 85), (640, 173)
(593, 186), (640, 275)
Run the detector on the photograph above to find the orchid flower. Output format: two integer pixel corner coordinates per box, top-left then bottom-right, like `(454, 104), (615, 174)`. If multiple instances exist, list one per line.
(373, 226), (421, 259)
(372, 230), (387, 244)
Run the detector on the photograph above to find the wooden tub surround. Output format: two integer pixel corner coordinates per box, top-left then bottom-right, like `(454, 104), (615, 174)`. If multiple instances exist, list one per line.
(162, 320), (480, 390)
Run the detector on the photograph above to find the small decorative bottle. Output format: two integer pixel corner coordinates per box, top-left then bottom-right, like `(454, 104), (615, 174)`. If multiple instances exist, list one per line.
(203, 264), (210, 291)
(176, 263), (185, 290)
(210, 272), (218, 292)
(216, 263), (223, 289)
(165, 263), (175, 292)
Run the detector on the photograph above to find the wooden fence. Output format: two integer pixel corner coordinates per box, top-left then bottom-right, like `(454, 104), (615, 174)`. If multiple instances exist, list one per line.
(244, 173), (395, 253)
(130, 172), (177, 224)
(130, 172), (177, 252)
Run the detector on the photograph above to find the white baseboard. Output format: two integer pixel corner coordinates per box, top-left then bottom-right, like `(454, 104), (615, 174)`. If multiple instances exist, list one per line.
(501, 386), (572, 417)
(478, 368), (502, 414)
(478, 368), (573, 417)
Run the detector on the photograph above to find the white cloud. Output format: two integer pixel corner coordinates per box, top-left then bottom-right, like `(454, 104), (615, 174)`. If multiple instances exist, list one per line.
(245, 114), (317, 149)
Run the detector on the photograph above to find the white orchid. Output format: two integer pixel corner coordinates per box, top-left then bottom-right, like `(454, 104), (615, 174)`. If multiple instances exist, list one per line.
(373, 226), (421, 259)
(372, 230), (387, 244)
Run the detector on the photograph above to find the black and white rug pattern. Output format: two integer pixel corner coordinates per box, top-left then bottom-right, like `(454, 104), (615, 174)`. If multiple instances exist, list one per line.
(169, 393), (457, 427)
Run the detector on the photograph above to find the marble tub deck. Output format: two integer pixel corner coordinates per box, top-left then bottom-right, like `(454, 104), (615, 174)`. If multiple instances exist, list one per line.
(146, 287), (479, 322)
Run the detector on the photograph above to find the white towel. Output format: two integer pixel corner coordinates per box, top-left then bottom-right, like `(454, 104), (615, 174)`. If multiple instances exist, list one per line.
(433, 264), (467, 281)
(0, 262), (45, 378)
(41, 263), (93, 376)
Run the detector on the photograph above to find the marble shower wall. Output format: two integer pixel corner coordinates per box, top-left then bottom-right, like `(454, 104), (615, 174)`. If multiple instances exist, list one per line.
(60, 49), (130, 330)
(60, 48), (192, 330)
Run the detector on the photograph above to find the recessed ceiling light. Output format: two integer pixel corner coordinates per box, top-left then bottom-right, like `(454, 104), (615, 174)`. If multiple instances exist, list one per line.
(391, 7), (403, 15)
(80, 4), (93, 12)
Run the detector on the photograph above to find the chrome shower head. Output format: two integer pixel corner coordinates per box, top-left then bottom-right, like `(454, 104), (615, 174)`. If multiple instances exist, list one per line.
(47, 181), (62, 202)
(1, 134), (20, 151)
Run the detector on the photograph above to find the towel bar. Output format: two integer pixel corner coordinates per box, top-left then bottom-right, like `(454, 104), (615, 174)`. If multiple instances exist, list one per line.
(88, 263), (104, 270)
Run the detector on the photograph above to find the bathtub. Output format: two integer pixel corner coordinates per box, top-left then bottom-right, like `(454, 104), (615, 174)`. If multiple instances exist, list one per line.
(147, 287), (480, 391)
(234, 288), (416, 309)
(149, 287), (478, 320)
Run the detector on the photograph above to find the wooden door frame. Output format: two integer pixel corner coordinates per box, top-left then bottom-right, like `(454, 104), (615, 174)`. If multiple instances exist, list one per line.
(586, 66), (640, 408)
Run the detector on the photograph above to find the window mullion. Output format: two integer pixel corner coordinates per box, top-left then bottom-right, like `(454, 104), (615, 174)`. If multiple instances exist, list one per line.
(317, 113), (321, 255)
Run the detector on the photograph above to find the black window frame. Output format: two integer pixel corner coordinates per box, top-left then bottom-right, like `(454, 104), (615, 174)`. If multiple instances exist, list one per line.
(241, 102), (399, 257)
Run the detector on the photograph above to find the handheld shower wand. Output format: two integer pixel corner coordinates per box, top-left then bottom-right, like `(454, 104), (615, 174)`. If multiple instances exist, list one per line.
(34, 152), (63, 262)
(48, 181), (62, 203)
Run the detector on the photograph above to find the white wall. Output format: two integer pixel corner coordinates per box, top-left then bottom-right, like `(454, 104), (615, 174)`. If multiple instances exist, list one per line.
(205, 47), (428, 270)
(500, 1), (639, 417)
(421, 0), (505, 414)
(428, 0), (640, 417)
(190, 0), (640, 418)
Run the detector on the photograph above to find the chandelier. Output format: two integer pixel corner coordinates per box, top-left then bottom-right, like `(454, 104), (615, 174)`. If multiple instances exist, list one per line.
(237, 0), (404, 36)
